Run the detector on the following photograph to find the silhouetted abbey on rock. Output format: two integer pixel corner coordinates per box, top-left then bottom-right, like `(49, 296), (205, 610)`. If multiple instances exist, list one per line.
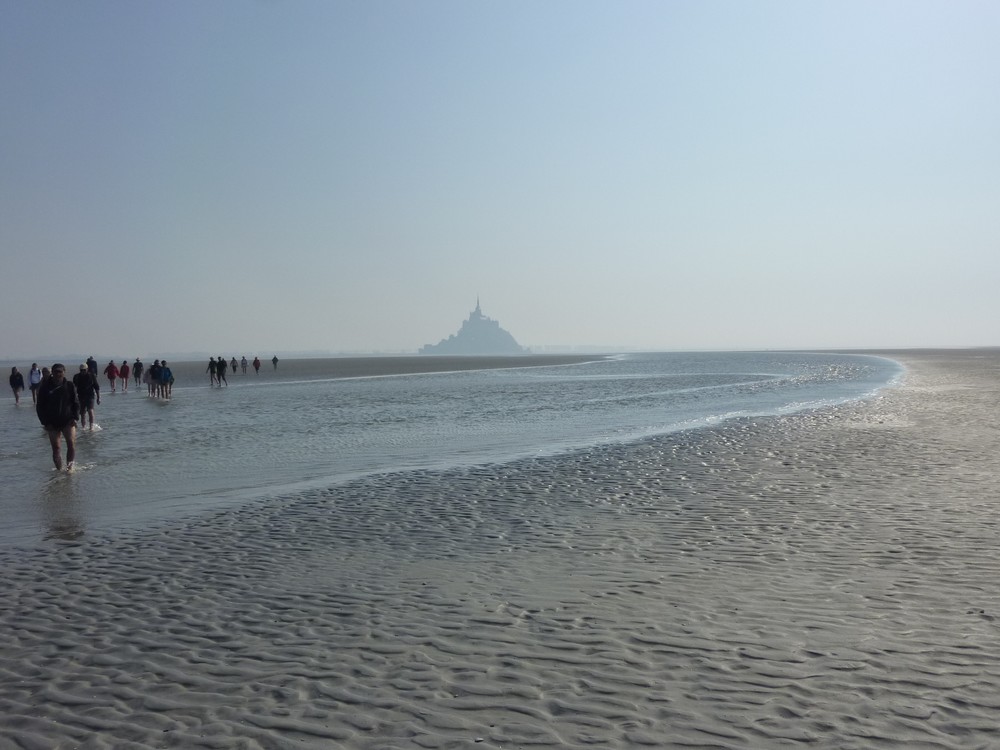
(420, 300), (525, 355)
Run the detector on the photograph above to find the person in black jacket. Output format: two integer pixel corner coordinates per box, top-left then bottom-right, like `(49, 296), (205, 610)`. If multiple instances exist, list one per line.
(9, 366), (24, 404)
(36, 363), (80, 470)
(149, 360), (162, 398)
(73, 364), (101, 430)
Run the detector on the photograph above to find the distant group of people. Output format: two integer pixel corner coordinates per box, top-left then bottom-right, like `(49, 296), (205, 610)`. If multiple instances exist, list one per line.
(9, 356), (176, 471)
(10, 353), (281, 471)
(101, 358), (131, 392)
(142, 359), (174, 399)
(91, 356), (173, 399)
(22, 360), (124, 471)
(8, 363), (43, 406)
(206, 355), (277, 386)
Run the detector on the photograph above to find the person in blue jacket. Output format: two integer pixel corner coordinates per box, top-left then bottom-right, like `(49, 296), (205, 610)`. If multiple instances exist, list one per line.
(160, 360), (174, 399)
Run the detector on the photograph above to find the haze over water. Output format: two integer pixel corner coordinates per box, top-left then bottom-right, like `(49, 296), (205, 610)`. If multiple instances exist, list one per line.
(3, 4), (998, 356)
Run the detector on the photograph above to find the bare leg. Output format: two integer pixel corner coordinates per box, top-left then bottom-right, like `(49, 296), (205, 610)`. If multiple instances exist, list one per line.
(47, 429), (63, 470)
(63, 424), (76, 466)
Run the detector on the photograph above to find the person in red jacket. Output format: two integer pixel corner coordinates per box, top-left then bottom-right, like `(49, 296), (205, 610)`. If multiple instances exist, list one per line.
(119, 360), (130, 392)
(104, 360), (119, 392)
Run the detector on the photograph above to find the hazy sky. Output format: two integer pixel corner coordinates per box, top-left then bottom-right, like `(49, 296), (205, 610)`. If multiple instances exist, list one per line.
(2, 1), (998, 358)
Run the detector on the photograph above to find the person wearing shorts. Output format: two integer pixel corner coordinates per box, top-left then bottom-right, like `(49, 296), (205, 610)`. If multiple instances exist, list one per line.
(143, 362), (154, 397)
(104, 360), (119, 392)
(28, 363), (42, 404)
(73, 364), (101, 430)
(160, 360), (174, 399)
(36, 363), (79, 470)
(216, 356), (228, 387)
(149, 360), (162, 397)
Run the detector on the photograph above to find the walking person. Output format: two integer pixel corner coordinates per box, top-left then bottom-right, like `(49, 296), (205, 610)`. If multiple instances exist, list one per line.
(253, 356), (260, 374)
(73, 364), (101, 430)
(272, 355), (279, 370)
(148, 360), (161, 397)
(36, 363), (80, 471)
(207, 357), (218, 387)
(230, 357), (238, 375)
(9, 367), (25, 404)
(241, 356), (248, 374)
(86, 356), (98, 377)
(119, 360), (130, 392)
(104, 360), (119, 393)
(28, 363), (42, 404)
(160, 360), (174, 399)
(133, 358), (144, 388)
(216, 356), (228, 387)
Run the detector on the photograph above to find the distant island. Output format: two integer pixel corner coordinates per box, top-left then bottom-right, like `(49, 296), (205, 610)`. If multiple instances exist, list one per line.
(420, 300), (526, 355)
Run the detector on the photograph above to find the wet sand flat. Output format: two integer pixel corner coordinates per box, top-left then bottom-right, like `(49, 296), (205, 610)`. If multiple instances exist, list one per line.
(2, 350), (999, 749)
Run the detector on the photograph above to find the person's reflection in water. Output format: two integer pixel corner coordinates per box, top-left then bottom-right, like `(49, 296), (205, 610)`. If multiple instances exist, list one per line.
(40, 475), (85, 541)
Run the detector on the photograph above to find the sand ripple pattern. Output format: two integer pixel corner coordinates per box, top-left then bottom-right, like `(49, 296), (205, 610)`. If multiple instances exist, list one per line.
(2, 351), (1000, 749)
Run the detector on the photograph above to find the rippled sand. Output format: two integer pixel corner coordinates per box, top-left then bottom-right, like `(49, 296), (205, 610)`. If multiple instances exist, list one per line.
(3, 350), (999, 749)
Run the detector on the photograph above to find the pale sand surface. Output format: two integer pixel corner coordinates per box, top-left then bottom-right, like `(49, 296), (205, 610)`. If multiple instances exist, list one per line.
(3, 350), (1000, 749)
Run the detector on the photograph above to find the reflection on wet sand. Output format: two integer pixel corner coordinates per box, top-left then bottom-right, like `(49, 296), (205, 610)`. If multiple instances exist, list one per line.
(40, 474), (84, 541)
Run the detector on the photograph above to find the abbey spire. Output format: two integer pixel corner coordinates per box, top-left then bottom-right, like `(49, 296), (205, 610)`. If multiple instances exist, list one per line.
(420, 300), (525, 355)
